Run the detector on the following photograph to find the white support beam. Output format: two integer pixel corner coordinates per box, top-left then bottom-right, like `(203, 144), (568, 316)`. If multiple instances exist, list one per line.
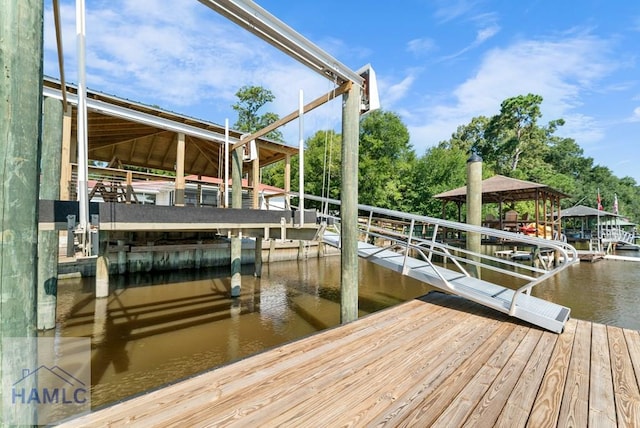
(43, 86), (231, 144)
(198, 0), (364, 86)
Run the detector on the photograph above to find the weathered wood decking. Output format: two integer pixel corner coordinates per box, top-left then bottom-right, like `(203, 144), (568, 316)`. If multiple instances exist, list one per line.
(60, 292), (640, 427)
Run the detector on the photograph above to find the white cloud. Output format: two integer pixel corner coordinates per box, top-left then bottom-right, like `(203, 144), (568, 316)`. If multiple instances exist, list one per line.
(407, 34), (616, 151)
(631, 107), (640, 122)
(43, 0), (341, 145)
(407, 38), (437, 55)
(381, 72), (419, 107)
(476, 25), (500, 44)
(434, 0), (479, 23)
(439, 24), (501, 61)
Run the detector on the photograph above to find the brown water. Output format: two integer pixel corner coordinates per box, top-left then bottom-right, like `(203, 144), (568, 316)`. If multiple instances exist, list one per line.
(44, 257), (434, 408)
(44, 252), (640, 409)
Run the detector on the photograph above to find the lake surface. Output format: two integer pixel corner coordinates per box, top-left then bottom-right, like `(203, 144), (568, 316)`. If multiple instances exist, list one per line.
(44, 252), (640, 409)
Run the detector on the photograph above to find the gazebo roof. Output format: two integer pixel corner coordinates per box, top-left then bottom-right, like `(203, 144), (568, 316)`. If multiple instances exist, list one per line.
(433, 175), (570, 204)
(559, 204), (620, 218)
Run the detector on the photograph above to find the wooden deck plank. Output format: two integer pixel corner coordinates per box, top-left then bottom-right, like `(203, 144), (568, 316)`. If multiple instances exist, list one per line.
(391, 320), (517, 427)
(261, 301), (487, 428)
(428, 325), (531, 427)
(283, 300), (502, 427)
(62, 299), (437, 427)
(493, 330), (557, 427)
(623, 328), (640, 391)
(57, 294), (640, 428)
(589, 323), (617, 427)
(462, 328), (545, 427)
(557, 319), (591, 427)
(172, 300), (471, 427)
(608, 325), (640, 426)
(527, 317), (577, 428)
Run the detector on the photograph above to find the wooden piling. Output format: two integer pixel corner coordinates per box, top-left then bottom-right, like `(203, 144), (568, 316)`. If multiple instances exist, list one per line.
(37, 97), (64, 330)
(230, 147), (243, 297)
(0, 1), (43, 423)
(0, 0), (43, 336)
(466, 152), (482, 278)
(340, 83), (359, 323)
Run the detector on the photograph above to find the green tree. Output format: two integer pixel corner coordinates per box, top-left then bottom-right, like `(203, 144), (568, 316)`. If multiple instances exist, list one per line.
(358, 110), (415, 210)
(232, 85), (283, 141)
(303, 130), (342, 201)
(442, 116), (490, 156)
(411, 146), (468, 217)
(483, 94), (552, 174)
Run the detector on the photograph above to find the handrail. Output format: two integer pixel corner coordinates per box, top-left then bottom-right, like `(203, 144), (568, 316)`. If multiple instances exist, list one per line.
(302, 193), (579, 316)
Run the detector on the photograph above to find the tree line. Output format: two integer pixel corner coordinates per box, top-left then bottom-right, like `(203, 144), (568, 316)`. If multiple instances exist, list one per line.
(233, 86), (640, 223)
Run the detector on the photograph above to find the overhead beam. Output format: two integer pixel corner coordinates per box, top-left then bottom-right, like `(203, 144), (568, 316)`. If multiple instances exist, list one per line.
(198, 0), (364, 86)
(231, 81), (351, 151)
(44, 86), (230, 145)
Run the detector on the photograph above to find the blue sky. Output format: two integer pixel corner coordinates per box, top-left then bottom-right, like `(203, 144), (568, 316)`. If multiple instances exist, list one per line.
(44, 0), (640, 183)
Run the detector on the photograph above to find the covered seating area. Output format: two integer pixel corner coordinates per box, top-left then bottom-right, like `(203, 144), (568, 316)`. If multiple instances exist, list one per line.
(433, 175), (570, 240)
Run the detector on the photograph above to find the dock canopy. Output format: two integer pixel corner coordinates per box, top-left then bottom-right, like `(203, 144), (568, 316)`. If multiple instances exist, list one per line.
(433, 175), (569, 204)
(433, 175), (570, 237)
(43, 77), (298, 179)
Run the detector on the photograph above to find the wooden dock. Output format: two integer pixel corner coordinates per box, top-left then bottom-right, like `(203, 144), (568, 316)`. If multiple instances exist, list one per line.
(59, 292), (640, 427)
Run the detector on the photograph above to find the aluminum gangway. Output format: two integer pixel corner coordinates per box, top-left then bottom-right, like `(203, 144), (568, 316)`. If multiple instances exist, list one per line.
(306, 195), (579, 333)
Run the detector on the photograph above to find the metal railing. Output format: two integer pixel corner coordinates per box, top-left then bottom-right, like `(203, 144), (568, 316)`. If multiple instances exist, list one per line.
(301, 194), (579, 316)
(600, 227), (635, 245)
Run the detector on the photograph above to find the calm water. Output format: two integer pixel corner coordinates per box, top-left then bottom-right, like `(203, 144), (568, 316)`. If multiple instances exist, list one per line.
(44, 252), (640, 409)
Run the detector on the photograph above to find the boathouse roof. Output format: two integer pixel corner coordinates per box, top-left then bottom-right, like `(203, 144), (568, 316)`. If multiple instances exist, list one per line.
(43, 77), (298, 179)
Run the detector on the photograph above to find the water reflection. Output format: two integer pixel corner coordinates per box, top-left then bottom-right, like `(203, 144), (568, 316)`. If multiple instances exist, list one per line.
(45, 257), (433, 408)
(534, 255), (640, 330)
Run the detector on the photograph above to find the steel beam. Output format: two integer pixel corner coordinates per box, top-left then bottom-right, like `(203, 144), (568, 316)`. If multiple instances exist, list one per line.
(198, 0), (364, 86)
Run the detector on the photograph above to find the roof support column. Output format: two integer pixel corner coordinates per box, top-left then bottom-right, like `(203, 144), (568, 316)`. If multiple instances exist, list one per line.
(251, 154), (260, 209)
(284, 154), (291, 210)
(59, 106), (73, 200)
(175, 133), (185, 206)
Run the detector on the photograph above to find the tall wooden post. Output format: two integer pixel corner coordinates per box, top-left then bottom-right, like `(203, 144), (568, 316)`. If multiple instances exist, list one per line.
(1, 1), (43, 423)
(230, 146), (243, 297)
(1, 0), (43, 334)
(175, 132), (186, 206)
(340, 83), (359, 324)
(37, 97), (64, 330)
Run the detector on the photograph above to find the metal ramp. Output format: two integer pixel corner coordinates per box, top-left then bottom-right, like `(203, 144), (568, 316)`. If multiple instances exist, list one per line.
(315, 198), (579, 334)
(600, 227), (640, 252)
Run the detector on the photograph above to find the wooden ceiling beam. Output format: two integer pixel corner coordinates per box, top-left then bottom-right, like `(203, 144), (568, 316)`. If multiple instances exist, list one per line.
(188, 137), (217, 175)
(88, 130), (169, 152)
(161, 136), (176, 166)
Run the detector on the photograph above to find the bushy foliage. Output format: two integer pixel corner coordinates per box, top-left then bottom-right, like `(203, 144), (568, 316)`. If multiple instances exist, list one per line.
(234, 87), (640, 223)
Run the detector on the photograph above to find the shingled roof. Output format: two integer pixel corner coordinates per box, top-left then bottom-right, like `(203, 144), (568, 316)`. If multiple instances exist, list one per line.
(433, 175), (570, 204)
